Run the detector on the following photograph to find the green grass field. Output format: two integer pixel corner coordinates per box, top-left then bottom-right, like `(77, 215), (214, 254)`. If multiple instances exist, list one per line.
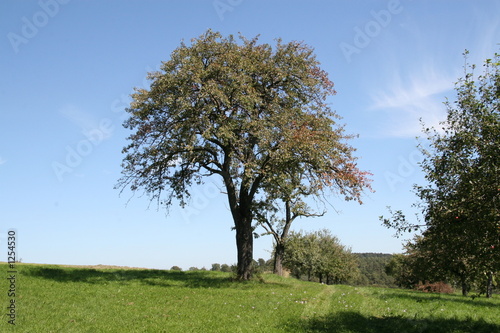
(1, 263), (499, 332)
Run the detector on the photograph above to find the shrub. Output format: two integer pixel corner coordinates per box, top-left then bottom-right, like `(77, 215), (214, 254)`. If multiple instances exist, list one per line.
(416, 281), (454, 294)
(220, 264), (231, 273)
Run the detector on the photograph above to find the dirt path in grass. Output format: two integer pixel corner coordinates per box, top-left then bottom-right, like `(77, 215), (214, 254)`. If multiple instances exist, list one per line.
(301, 285), (336, 318)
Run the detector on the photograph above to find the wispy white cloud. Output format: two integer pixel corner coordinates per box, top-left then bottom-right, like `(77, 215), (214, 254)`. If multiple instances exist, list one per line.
(0, 157), (6, 165)
(368, 5), (500, 139)
(59, 104), (99, 132)
(369, 62), (455, 138)
(59, 104), (113, 141)
(470, 6), (500, 64)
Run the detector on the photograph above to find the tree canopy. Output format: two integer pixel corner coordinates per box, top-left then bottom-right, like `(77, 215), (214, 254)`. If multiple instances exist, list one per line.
(117, 30), (372, 280)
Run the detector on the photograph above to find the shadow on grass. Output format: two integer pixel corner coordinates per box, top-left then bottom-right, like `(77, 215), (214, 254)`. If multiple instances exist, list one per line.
(24, 266), (287, 289)
(285, 311), (500, 333)
(380, 291), (498, 309)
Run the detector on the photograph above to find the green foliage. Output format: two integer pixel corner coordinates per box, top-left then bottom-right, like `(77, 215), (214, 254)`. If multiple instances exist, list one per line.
(283, 229), (360, 284)
(381, 51), (500, 296)
(170, 265), (182, 271)
(415, 51), (500, 295)
(220, 264), (232, 273)
(7, 263), (500, 332)
(252, 258), (274, 273)
(350, 253), (395, 287)
(385, 252), (425, 289)
(210, 259), (271, 274)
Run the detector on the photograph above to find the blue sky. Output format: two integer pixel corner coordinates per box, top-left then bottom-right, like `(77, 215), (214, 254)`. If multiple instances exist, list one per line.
(1, 0), (499, 270)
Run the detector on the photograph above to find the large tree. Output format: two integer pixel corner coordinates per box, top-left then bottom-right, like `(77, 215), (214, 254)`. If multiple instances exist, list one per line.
(382, 51), (500, 296)
(117, 30), (371, 280)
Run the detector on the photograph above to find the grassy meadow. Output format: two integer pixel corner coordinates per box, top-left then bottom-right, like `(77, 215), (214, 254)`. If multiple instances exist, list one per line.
(1, 263), (499, 332)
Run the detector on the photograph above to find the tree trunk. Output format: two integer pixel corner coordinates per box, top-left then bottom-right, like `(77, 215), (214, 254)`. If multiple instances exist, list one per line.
(486, 271), (493, 298)
(235, 214), (254, 280)
(461, 283), (468, 297)
(223, 174), (256, 281)
(274, 242), (285, 276)
(460, 274), (469, 296)
(272, 200), (293, 277)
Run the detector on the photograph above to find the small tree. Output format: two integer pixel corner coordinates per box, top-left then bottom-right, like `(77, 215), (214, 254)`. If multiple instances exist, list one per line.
(283, 229), (359, 283)
(255, 141), (371, 277)
(282, 230), (321, 280)
(385, 240), (446, 289)
(220, 264), (231, 273)
(255, 197), (324, 276)
(314, 229), (359, 284)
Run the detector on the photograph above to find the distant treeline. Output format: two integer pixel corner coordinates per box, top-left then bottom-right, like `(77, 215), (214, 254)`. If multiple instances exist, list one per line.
(349, 253), (395, 287)
(171, 253), (396, 287)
